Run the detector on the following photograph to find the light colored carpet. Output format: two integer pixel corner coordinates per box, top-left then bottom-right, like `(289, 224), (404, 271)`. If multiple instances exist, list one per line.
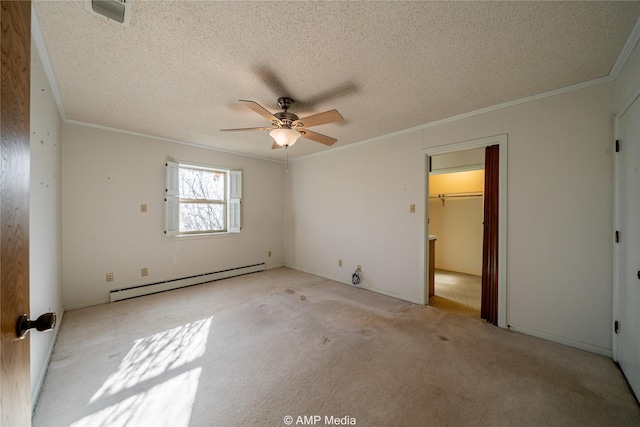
(429, 269), (481, 318)
(33, 267), (639, 426)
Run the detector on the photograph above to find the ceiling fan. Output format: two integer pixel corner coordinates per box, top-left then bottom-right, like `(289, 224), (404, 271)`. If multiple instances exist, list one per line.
(221, 97), (343, 149)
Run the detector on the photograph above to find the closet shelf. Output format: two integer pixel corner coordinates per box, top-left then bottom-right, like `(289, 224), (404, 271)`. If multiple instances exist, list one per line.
(429, 192), (483, 206)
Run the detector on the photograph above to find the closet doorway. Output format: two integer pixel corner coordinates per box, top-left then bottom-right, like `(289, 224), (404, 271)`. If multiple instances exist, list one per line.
(423, 135), (507, 327)
(428, 149), (485, 318)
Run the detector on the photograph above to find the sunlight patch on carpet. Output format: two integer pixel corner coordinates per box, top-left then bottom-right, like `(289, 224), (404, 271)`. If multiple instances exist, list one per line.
(71, 367), (202, 427)
(71, 318), (213, 426)
(91, 317), (212, 401)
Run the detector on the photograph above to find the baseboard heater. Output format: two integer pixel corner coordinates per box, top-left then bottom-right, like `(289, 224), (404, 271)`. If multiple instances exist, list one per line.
(109, 263), (266, 302)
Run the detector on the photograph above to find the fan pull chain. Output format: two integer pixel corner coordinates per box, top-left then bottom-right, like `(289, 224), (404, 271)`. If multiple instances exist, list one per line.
(285, 147), (289, 172)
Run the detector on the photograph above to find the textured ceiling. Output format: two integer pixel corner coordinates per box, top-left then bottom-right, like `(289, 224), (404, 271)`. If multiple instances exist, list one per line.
(34, 1), (640, 161)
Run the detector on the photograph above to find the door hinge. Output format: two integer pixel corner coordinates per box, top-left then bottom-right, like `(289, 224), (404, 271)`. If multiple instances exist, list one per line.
(615, 140), (620, 152)
(614, 320), (619, 334)
(615, 230), (620, 243)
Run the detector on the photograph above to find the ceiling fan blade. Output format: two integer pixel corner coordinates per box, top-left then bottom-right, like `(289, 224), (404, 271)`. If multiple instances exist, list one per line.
(293, 109), (343, 128)
(271, 141), (283, 150)
(220, 127), (270, 132)
(300, 129), (337, 146)
(239, 100), (279, 122)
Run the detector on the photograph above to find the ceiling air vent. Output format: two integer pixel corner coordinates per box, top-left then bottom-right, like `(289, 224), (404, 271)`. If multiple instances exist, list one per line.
(86, 0), (131, 26)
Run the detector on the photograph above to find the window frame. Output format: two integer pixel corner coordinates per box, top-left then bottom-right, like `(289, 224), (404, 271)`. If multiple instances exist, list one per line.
(164, 160), (241, 237)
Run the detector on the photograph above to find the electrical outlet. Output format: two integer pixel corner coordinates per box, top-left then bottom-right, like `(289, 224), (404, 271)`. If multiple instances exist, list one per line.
(106, 273), (114, 282)
(141, 268), (148, 277)
(357, 265), (362, 272)
(268, 251), (272, 257)
(140, 204), (147, 213)
(339, 259), (343, 267)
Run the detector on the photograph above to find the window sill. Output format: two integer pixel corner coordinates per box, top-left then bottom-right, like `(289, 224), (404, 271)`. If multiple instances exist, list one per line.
(170, 232), (238, 240)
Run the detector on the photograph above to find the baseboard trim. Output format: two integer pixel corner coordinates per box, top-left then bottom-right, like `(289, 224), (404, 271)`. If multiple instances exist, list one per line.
(63, 298), (110, 312)
(110, 263), (266, 302)
(434, 265), (482, 277)
(265, 263), (285, 270)
(64, 263), (274, 311)
(507, 324), (612, 358)
(31, 308), (65, 413)
(284, 264), (422, 305)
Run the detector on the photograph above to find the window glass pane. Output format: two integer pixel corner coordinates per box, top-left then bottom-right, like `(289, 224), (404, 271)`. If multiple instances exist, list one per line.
(179, 203), (225, 232)
(179, 168), (225, 201)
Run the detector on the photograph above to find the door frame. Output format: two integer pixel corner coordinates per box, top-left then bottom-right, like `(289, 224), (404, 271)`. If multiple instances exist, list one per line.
(422, 134), (508, 328)
(613, 113), (621, 363)
(612, 91), (640, 362)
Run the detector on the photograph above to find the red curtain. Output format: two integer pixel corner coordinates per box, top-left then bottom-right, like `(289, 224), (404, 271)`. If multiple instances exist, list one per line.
(481, 145), (499, 325)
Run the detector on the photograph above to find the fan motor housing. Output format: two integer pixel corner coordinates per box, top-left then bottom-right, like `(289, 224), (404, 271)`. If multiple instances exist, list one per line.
(274, 111), (299, 123)
(220, 97), (341, 147)
(277, 96), (294, 111)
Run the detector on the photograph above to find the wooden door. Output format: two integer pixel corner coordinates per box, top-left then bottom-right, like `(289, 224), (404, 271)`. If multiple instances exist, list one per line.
(481, 144), (499, 325)
(1, 1), (32, 425)
(616, 96), (640, 398)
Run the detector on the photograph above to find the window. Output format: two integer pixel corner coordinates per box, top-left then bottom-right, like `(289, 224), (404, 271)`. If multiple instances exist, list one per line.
(164, 161), (241, 236)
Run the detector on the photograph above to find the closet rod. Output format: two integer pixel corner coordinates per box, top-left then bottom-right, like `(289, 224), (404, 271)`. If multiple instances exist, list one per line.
(428, 192), (483, 199)
(429, 192), (483, 206)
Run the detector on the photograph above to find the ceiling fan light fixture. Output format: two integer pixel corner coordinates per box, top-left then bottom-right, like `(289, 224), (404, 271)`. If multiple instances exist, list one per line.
(270, 128), (300, 147)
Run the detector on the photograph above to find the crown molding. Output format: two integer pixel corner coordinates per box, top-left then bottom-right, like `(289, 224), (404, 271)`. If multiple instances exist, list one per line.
(65, 119), (284, 163)
(32, 4), (67, 121)
(609, 15), (640, 79)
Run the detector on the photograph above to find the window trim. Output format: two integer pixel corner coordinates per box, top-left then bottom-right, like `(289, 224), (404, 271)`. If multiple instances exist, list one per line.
(164, 160), (241, 237)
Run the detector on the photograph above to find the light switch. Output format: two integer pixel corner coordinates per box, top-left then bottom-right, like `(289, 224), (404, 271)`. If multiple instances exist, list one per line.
(409, 204), (416, 213)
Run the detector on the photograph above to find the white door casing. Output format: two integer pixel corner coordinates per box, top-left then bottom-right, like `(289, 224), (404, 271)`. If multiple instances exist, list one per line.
(613, 96), (640, 399)
(423, 134), (508, 328)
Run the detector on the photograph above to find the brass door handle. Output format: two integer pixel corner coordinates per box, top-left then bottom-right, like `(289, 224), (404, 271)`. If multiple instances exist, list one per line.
(16, 312), (56, 339)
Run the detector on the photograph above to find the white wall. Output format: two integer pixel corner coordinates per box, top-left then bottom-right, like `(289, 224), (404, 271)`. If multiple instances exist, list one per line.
(285, 82), (615, 354)
(284, 131), (425, 303)
(422, 83), (614, 354)
(429, 197), (483, 275)
(30, 41), (63, 405)
(62, 124), (285, 309)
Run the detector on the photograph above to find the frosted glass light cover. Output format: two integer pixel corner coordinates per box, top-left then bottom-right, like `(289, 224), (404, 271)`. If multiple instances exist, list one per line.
(270, 128), (300, 147)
